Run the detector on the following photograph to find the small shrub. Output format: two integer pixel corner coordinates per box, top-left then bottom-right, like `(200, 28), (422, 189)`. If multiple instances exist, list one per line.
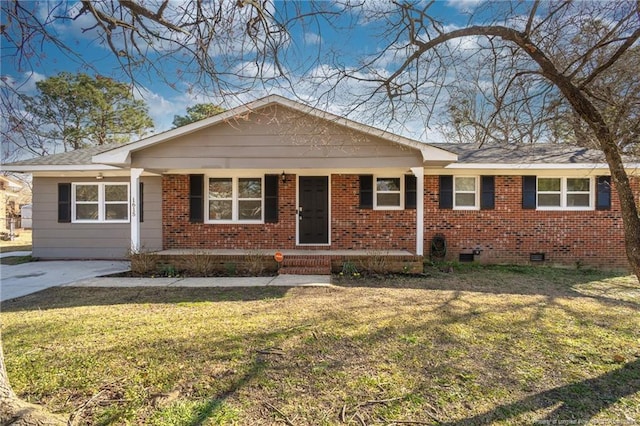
(244, 250), (266, 276)
(129, 249), (158, 276)
(159, 263), (178, 277)
(340, 261), (360, 278)
(225, 262), (237, 276)
(184, 251), (215, 276)
(359, 250), (389, 275)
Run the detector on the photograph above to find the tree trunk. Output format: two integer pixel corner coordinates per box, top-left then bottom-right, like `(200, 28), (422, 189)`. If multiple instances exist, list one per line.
(0, 345), (67, 425)
(508, 32), (640, 280)
(549, 76), (640, 279)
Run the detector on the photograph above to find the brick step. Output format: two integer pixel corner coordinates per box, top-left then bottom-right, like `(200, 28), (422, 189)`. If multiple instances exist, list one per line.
(280, 258), (331, 267)
(279, 256), (331, 275)
(278, 266), (332, 275)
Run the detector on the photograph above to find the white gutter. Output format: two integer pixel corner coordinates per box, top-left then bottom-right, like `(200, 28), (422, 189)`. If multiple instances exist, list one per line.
(2, 164), (122, 172)
(444, 163), (640, 170)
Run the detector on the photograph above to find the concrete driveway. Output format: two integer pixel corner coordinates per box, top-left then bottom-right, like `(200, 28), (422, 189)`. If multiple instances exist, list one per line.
(1, 260), (130, 302)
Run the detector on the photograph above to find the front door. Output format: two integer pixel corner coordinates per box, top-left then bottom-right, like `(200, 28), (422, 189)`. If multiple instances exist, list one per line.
(298, 176), (329, 244)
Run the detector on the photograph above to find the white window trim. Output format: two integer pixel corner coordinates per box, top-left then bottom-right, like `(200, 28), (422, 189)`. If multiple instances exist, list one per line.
(205, 176), (264, 224)
(72, 182), (130, 223)
(373, 176), (404, 210)
(453, 176), (479, 210)
(536, 177), (594, 211)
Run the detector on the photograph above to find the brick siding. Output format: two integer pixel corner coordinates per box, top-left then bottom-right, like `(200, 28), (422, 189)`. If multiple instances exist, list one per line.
(425, 175), (639, 269)
(162, 173), (638, 269)
(162, 174), (415, 251)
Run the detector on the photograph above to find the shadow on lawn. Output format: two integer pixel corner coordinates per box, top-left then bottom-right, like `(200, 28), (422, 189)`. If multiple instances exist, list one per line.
(338, 266), (640, 309)
(0, 286), (291, 312)
(439, 357), (640, 425)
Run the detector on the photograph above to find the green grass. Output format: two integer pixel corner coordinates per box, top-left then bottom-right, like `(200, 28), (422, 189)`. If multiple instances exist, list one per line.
(0, 255), (33, 265)
(2, 266), (640, 425)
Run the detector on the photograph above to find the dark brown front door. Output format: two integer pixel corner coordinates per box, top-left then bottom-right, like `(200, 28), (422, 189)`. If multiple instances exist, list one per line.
(298, 176), (329, 244)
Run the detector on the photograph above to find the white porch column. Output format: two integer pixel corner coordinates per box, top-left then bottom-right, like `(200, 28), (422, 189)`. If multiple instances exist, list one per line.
(130, 168), (144, 253)
(411, 167), (424, 256)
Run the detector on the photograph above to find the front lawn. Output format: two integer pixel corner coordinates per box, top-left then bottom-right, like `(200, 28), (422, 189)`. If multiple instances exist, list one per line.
(2, 266), (639, 425)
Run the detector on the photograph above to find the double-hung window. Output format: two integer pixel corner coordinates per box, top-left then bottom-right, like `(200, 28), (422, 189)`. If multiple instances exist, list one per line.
(454, 176), (478, 209)
(73, 183), (129, 222)
(208, 177), (263, 222)
(537, 177), (592, 209)
(375, 177), (402, 209)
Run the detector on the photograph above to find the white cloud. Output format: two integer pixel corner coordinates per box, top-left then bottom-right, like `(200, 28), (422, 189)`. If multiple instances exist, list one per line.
(446, 0), (483, 13)
(133, 87), (184, 133)
(0, 71), (46, 94)
(303, 32), (322, 45)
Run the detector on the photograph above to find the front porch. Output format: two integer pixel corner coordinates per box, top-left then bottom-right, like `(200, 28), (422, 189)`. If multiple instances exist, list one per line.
(135, 249), (423, 276)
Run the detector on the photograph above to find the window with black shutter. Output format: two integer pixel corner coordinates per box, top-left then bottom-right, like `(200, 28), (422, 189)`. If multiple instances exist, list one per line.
(58, 183), (72, 223)
(405, 175), (417, 209)
(189, 174), (204, 223)
(439, 176), (453, 209)
(480, 176), (495, 210)
(359, 175), (373, 209)
(264, 174), (279, 223)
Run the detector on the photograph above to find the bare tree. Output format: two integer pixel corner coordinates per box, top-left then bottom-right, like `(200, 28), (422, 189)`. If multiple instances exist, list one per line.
(1, 1), (343, 98)
(329, 0), (640, 279)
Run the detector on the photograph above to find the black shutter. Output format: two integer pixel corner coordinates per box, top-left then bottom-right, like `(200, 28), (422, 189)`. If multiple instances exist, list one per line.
(58, 183), (72, 223)
(439, 176), (453, 209)
(189, 174), (204, 223)
(359, 175), (373, 209)
(139, 182), (144, 223)
(522, 176), (537, 209)
(405, 175), (417, 209)
(596, 176), (611, 210)
(264, 174), (279, 223)
(480, 176), (495, 210)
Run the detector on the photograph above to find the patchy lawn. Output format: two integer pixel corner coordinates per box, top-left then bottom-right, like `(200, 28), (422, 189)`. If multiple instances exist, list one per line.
(0, 228), (32, 253)
(2, 266), (639, 425)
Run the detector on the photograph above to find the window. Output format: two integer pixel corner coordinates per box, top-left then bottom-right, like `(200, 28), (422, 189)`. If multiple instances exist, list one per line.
(207, 177), (263, 222)
(537, 177), (592, 209)
(73, 183), (129, 222)
(454, 176), (478, 209)
(375, 177), (402, 209)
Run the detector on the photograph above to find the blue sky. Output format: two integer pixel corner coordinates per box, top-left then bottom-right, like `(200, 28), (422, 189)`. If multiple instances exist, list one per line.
(1, 1), (481, 139)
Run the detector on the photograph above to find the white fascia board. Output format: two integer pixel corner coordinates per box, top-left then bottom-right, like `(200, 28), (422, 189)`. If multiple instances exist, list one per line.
(420, 148), (458, 162)
(1, 164), (122, 172)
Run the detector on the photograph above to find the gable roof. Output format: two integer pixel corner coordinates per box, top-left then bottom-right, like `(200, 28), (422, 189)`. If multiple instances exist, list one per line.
(2, 96), (638, 173)
(91, 95), (457, 165)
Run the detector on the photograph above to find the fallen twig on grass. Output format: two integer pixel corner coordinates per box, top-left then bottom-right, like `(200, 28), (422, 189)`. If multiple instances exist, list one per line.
(380, 418), (432, 425)
(257, 347), (285, 356)
(354, 411), (367, 426)
(264, 402), (295, 426)
(69, 390), (105, 426)
(360, 396), (404, 406)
